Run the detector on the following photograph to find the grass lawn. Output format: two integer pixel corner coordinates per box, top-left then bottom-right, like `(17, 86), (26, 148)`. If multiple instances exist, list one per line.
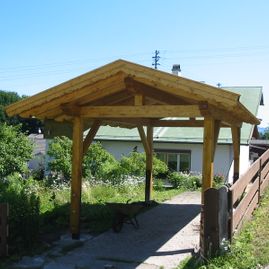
(178, 186), (269, 269)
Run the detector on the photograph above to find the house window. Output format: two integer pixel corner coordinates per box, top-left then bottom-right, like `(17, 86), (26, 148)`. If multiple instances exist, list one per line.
(155, 150), (191, 172)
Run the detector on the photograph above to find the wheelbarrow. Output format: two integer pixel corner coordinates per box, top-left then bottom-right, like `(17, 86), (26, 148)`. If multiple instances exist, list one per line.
(106, 201), (145, 232)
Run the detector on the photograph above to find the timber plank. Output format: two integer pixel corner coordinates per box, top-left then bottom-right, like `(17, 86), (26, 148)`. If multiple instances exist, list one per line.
(6, 62), (126, 116)
(235, 192), (259, 232)
(261, 174), (269, 194)
(261, 149), (269, 165)
(261, 161), (269, 181)
(20, 75), (126, 118)
(233, 178), (259, 231)
(230, 159), (260, 203)
(79, 105), (202, 118)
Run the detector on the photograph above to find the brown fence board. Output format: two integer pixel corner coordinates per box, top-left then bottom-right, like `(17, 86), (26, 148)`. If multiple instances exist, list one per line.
(261, 161), (269, 181)
(235, 192), (259, 232)
(261, 174), (269, 194)
(233, 178), (259, 231)
(231, 160), (259, 203)
(261, 149), (269, 165)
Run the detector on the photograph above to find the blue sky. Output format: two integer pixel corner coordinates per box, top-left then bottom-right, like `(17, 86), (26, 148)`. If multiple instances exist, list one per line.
(1, 0), (269, 126)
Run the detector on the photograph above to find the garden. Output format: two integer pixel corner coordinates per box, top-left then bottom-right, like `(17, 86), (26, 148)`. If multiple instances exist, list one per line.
(0, 123), (225, 259)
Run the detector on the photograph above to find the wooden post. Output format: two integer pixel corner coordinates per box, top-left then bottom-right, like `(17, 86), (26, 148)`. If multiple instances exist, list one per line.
(231, 126), (241, 183)
(0, 203), (8, 257)
(70, 117), (83, 239)
(200, 117), (218, 257)
(258, 158), (262, 204)
(145, 126), (153, 203)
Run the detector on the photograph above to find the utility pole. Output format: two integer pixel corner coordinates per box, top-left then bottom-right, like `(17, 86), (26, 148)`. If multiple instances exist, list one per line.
(152, 50), (160, 69)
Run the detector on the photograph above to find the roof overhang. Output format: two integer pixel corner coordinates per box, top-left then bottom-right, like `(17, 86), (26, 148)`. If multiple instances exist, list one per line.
(6, 59), (260, 136)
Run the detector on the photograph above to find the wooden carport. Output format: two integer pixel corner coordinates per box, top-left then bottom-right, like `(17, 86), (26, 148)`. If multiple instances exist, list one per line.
(6, 60), (259, 254)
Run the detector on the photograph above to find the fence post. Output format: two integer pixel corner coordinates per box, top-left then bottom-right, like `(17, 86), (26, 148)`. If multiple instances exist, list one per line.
(228, 189), (233, 242)
(0, 203), (9, 257)
(258, 159), (262, 204)
(204, 187), (229, 257)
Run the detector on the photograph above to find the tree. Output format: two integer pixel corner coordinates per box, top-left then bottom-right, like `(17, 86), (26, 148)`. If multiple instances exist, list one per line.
(261, 127), (269, 140)
(47, 138), (119, 182)
(0, 90), (43, 134)
(0, 124), (33, 178)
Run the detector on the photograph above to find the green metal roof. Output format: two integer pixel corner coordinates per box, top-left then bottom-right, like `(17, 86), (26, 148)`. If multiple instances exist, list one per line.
(95, 86), (263, 145)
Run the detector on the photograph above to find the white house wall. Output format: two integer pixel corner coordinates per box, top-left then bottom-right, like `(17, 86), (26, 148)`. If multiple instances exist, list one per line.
(99, 140), (234, 178)
(228, 145), (251, 183)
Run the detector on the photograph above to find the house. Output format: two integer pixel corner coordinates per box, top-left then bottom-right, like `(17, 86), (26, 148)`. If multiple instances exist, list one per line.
(94, 86), (263, 181)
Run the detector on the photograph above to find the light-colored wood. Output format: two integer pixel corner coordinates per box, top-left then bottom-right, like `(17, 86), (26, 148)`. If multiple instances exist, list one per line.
(261, 173), (269, 194)
(83, 120), (101, 156)
(145, 126), (153, 203)
(232, 126), (241, 182)
(233, 178), (259, 230)
(261, 161), (269, 181)
(20, 79), (126, 118)
(213, 120), (221, 156)
(202, 117), (216, 199)
(260, 149), (269, 166)
(234, 191), (259, 233)
(134, 94), (144, 106)
(230, 159), (260, 203)
(137, 126), (150, 155)
(70, 117), (84, 239)
(78, 105), (202, 118)
(10, 71), (126, 118)
(6, 59), (259, 126)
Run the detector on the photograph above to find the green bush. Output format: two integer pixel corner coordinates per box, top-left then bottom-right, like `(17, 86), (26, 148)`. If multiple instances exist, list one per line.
(213, 174), (225, 188)
(0, 124), (33, 178)
(120, 152), (168, 178)
(47, 136), (72, 182)
(169, 172), (202, 190)
(47, 139), (168, 184)
(0, 174), (40, 253)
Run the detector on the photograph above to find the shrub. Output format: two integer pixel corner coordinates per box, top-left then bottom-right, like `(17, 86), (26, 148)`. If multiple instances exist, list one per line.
(169, 172), (201, 190)
(47, 136), (72, 182)
(120, 152), (168, 178)
(47, 139), (168, 184)
(0, 124), (33, 178)
(0, 174), (40, 253)
(213, 174), (225, 188)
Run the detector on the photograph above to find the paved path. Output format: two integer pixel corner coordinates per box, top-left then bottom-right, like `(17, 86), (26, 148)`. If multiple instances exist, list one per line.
(13, 191), (201, 269)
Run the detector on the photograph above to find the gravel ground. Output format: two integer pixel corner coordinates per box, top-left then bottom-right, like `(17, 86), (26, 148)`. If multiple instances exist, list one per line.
(12, 191), (201, 269)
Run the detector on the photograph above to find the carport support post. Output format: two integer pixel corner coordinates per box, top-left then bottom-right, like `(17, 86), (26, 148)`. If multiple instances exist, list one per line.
(145, 126), (153, 203)
(200, 117), (219, 256)
(231, 126), (240, 183)
(70, 117), (83, 239)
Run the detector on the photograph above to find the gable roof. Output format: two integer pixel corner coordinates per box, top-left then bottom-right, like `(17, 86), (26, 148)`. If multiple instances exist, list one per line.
(6, 59), (259, 131)
(95, 86), (263, 145)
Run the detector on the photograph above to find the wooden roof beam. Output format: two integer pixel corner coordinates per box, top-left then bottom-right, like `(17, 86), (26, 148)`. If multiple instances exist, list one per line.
(74, 105), (203, 118)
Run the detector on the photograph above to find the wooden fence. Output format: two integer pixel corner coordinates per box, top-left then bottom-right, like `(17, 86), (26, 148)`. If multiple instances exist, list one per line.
(229, 148), (269, 234)
(203, 148), (269, 256)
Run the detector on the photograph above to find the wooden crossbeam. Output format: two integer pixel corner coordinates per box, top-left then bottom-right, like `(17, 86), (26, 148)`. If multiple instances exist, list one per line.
(83, 120), (101, 156)
(137, 126), (150, 155)
(66, 105), (203, 118)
